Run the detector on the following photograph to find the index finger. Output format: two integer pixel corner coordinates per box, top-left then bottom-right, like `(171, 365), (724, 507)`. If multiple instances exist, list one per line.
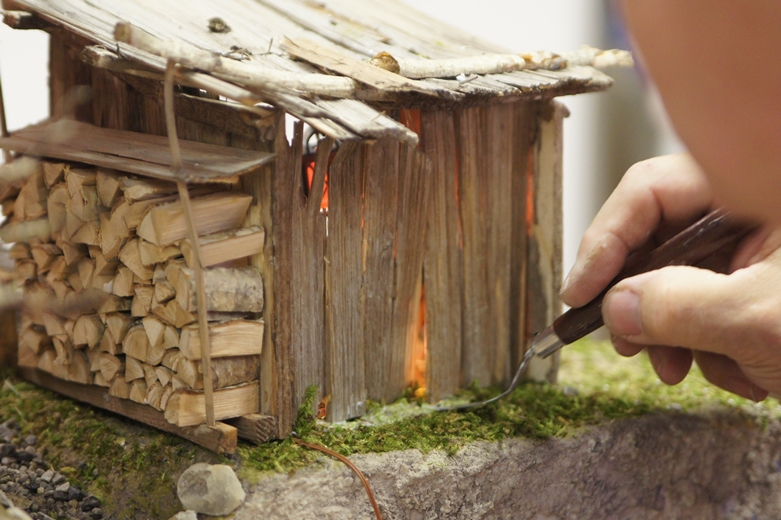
(561, 153), (714, 307)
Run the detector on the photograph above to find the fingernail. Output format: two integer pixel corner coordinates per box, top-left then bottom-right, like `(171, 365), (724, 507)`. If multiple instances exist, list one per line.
(603, 289), (642, 336)
(560, 259), (582, 297)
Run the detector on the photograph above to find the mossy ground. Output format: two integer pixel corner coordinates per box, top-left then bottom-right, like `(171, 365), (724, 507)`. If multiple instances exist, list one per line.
(3, 339), (780, 516)
(0, 368), (221, 519)
(239, 338), (781, 477)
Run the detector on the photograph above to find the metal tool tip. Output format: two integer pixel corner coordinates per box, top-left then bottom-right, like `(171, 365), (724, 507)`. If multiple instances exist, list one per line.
(531, 325), (565, 359)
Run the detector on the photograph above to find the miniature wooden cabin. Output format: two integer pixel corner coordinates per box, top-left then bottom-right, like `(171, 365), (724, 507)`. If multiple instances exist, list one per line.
(0, 0), (618, 451)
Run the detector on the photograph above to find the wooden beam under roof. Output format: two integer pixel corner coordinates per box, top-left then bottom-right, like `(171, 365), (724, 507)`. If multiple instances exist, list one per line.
(0, 120), (276, 184)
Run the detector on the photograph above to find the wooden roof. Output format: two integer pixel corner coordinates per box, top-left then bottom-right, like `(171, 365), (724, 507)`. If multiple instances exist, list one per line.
(4, 0), (630, 144)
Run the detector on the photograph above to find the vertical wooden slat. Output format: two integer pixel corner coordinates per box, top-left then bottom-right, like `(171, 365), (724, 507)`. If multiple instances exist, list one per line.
(390, 144), (432, 396)
(421, 110), (463, 402)
(241, 112), (294, 437)
(525, 100), (566, 383)
(483, 103), (515, 385)
(456, 106), (493, 387)
(325, 142), (366, 421)
(290, 137), (331, 412)
(362, 138), (400, 403)
(509, 101), (535, 371)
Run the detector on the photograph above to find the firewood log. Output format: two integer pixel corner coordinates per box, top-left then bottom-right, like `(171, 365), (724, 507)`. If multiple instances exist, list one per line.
(96, 294), (131, 314)
(141, 316), (165, 349)
(99, 329), (120, 355)
(68, 351), (91, 384)
(137, 192), (253, 246)
(179, 320), (263, 360)
(105, 312), (133, 344)
(19, 326), (51, 355)
(131, 285), (154, 317)
(52, 335), (73, 366)
(146, 381), (164, 410)
(163, 325), (179, 350)
(42, 313), (67, 337)
(47, 183), (68, 236)
(138, 239), (181, 267)
(72, 314), (104, 348)
(112, 265), (135, 297)
(17, 166), (48, 220)
(42, 162), (67, 188)
(68, 184), (99, 221)
(119, 238), (153, 282)
(123, 325), (149, 363)
(93, 371), (109, 387)
(37, 348), (57, 375)
(164, 382), (259, 427)
(8, 242), (31, 260)
(109, 374), (130, 399)
(176, 355), (259, 391)
(129, 379), (147, 404)
(96, 169), (123, 208)
(125, 355), (145, 381)
(180, 225), (265, 268)
(18, 345), (38, 368)
(44, 256), (68, 285)
(173, 266), (264, 313)
(153, 279), (175, 305)
(161, 349), (182, 371)
(71, 219), (100, 246)
(30, 243), (61, 272)
(65, 168), (96, 198)
(143, 363), (158, 388)
(120, 177), (178, 202)
(59, 241), (87, 265)
(98, 352), (123, 382)
(154, 365), (173, 387)
(14, 259), (36, 282)
(159, 384), (174, 410)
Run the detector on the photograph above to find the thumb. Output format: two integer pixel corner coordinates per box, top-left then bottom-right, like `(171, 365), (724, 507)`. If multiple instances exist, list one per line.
(602, 265), (755, 356)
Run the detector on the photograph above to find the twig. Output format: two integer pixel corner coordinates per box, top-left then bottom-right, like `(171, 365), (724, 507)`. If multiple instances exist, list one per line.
(293, 438), (383, 520)
(163, 59), (216, 427)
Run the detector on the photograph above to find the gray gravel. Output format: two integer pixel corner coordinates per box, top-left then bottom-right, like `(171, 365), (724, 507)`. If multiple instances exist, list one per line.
(0, 420), (103, 520)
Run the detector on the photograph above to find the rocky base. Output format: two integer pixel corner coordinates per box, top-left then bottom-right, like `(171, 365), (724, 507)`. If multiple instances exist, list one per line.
(0, 421), (103, 520)
(237, 409), (781, 520)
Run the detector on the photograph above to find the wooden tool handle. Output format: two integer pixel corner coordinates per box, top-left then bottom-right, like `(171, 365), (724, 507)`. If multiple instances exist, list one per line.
(553, 208), (757, 344)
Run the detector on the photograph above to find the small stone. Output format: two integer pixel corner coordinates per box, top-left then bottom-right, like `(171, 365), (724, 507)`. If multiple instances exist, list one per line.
(69, 499), (79, 508)
(177, 463), (245, 516)
(40, 470), (54, 483)
(52, 473), (66, 485)
(169, 511), (198, 520)
(80, 496), (101, 511)
(53, 482), (70, 501)
(68, 485), (84, 501)
(24, 435), (37, 447)
(0, 443), (13, 458)
(90, 507), (103, 519)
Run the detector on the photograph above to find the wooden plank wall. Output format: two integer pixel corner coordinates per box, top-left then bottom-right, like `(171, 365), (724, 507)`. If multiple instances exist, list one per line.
(525, 101), (566, 383)
(421, 99), (546, 396)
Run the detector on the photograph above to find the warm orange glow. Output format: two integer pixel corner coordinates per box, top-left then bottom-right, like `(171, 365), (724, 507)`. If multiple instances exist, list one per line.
(303, 151), (334, 210)
(409, 284), (427, 393)
(525, 146), (535, 236)
(399, 108), (422, 139)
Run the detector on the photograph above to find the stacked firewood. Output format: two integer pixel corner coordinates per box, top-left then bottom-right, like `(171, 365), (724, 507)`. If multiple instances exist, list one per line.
(5, 159), (265, 427)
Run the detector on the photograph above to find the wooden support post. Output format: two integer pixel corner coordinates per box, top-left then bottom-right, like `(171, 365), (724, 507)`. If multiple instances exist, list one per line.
(420, 110), (463, 402)
(525, 100), (566, 383)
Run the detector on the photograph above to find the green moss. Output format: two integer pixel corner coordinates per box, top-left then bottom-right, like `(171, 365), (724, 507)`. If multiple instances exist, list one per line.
(0, 373), (221, 519)
(240, 338), (781, 475)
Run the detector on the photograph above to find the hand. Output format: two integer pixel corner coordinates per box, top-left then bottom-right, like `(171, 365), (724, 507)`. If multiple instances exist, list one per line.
(561, 153), (781, 401)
